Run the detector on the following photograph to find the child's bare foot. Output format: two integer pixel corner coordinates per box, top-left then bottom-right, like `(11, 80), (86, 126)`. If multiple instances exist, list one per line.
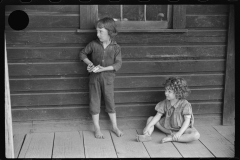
(160, 135), (173, 143)
(95, 128), (104, 139)
(136, 134), (152, 142)
(112, 127), (124, 137)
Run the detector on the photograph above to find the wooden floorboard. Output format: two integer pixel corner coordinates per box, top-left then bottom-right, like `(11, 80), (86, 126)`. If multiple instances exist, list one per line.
(173, 139), (214, 157)
(197, 125), (234, 157)
(111, 129), (150, 158)
(15, 125), (235, 158)
(83, 130), (117, 158)
(52, 131), (85, 158)
(13, 134), (25, 158)
(213, 125), (235, 145)
(136, 129), (182, 158)
(24, 133), (54, 158)
(18, 133), (33, 158)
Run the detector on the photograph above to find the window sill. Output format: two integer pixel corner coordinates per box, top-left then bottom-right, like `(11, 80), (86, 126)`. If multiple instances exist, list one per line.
(77, 29), (188, 33)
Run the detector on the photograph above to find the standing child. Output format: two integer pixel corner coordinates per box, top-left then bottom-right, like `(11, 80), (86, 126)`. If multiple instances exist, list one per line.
(136, 77), (200, 143)
(79, 17), (124, 139)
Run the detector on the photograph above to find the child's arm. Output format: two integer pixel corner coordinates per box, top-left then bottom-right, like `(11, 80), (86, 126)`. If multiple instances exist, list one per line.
(82, 58), (95, 72)
(143, 112), (162, 135)
(172, 115), (191, 141)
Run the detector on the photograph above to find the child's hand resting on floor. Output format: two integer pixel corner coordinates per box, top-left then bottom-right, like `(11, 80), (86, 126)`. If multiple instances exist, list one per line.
(143, 126), (151, 135)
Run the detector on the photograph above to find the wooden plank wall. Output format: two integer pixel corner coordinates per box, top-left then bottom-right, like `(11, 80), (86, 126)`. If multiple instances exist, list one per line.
(5, 5), (228, 129)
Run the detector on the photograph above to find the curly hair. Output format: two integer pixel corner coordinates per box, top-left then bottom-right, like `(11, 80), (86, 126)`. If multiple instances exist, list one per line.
(95, 17), (117, 39)
(163, 77), (191, 99)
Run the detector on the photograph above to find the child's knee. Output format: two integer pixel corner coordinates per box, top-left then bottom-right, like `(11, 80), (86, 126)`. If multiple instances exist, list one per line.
(193, 131), (200, 140)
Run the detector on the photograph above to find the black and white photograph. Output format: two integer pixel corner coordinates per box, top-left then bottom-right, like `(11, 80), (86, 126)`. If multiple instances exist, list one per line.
(4, 1), (235, 158)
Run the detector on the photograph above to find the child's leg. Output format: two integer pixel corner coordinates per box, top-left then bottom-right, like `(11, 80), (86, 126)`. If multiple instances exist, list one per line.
(155, 121), (172, 135)
(103, 75), (124, 137)
(175, 127), (200, 143)
(89, 75), (103, 139)
(92, 114), (104, 139)
(161, 127), (200, 143)
(108, 113), (124, 137)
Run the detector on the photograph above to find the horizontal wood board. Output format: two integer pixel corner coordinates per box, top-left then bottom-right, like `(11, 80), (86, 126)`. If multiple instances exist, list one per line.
(11, 102), (222, 121)
(5, 5), (228, 29)
(5, 4), (229, 125)
(7, 45), (226, 62)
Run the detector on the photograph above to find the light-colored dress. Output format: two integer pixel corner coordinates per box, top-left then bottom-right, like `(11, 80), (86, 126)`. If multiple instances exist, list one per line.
(155, 99), (194, 132)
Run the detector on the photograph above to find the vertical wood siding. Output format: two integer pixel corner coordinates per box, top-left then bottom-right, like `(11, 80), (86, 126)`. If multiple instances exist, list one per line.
(6, 5), (228, 123)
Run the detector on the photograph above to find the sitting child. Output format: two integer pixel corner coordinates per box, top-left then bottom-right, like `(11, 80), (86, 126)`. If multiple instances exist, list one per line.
(136, 77), (200, 143)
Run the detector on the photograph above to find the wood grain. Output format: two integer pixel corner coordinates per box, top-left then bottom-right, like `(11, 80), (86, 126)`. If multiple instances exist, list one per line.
(18, 133), (33, 158)
(10, 88), (223, 107)
(11, 115), (221, 134)
(12, 102), (222, 121)
(186, 5), (229, 14)
(83, 130), (117, 158)
(223, 5), (235, 125)
(8, 60), (225, 76)
(24, 132), (54, 158)
(5, 30), (226, 45)
(213, 125), (235, 145)
(186, 15), (227, 28)
(6, 45), (226, 62)
(13, 134), (26, 158)
(136, 129), (182, 158)
(9, 74), (224, 91)
(52, 131), (85, 158)
(197, 125), (234, 157)
(173, 139), (214, 157)
(111, 129), (150, 158)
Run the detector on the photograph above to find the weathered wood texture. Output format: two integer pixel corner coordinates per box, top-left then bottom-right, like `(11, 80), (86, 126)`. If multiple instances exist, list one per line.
(14, 125), (235, 158)
(223, 5), (235, 125)
(136, 128), (214, 158)
(24, 133), (54, 158)
(52, 131), (85, 158)
(13, 114), (221, 134)
(213, 125), (235, 145)
(173, 137), (214, 157)
(83, 130), (117, 158)
(5, 33), (14, 158)
(13, 134), (25, 158)
(197, 125), (234, 157)
(136, 129), (182, 157)
(5, 5), (229, 130)
(111, 129), (149, 158)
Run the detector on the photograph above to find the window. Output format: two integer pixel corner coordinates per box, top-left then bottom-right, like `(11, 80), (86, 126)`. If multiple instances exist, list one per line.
(79, 5), (186, 32)
(98, 5), (172, 29)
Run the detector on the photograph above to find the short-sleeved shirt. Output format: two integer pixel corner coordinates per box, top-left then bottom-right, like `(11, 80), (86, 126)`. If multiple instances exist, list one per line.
(79, 39), (122, 73)
(155, 99), (194, 131)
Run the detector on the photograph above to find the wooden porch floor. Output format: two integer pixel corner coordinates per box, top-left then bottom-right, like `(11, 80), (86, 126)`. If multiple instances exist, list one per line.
(13, 125), (235, 158)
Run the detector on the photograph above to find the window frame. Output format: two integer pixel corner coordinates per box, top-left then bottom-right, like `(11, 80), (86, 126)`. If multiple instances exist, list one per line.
(78, 5), (187, 32)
